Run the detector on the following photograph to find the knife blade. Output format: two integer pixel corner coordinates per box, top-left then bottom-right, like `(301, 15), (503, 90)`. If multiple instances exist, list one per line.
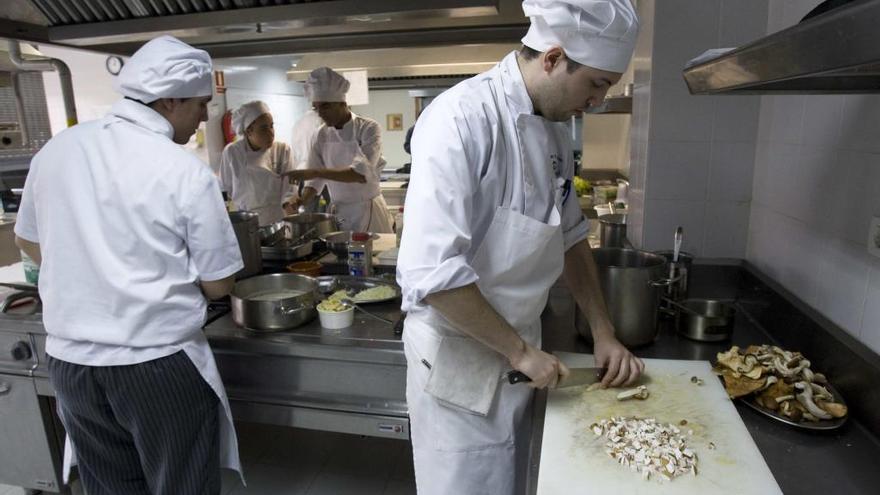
(505, 367), (606, 388)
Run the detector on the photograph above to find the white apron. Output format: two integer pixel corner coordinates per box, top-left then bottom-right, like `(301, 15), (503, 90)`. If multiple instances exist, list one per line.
(403, 72), (566, 495)
(61, 335), (244, 485)
(321, 130), (392, 233)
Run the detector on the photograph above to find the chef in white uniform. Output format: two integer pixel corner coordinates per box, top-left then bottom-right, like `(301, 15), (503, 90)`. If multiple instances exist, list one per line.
(219, 100), (295, 225)
(288, 109), (325, 211)
(286, 67), (393, 232)
(396, 1), (643, 493)
(15, 35), (244, 495)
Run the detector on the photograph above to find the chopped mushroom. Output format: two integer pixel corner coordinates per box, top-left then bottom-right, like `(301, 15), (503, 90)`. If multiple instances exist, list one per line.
(591, 417), (698, 482)
(616, 385), (650, 401)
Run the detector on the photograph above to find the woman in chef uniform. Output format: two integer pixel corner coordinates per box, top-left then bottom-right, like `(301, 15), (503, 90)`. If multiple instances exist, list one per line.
(286, 67), (393, 232)
(219, 100), (296, 225)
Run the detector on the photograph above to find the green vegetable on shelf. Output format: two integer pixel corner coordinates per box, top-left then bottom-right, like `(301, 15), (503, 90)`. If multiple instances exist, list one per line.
(573, 176), (591, 197)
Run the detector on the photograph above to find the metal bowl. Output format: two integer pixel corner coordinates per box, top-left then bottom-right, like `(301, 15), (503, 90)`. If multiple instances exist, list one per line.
(320, 231), (379, 260)
(230, 273), (318, 332)
(676, 298), (735, 342)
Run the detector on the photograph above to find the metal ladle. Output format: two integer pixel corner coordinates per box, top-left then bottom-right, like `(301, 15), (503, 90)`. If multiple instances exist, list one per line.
(340, 297), (394, 325)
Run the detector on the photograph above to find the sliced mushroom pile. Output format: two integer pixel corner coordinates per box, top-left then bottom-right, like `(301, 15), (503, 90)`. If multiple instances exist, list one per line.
(590, 417), (698, 482)
(713, 345), (847, 422)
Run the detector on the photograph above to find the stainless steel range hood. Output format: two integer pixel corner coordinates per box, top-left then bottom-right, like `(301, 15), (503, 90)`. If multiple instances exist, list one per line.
(683, 0), (880, 94)
(0, 0), (529, 57)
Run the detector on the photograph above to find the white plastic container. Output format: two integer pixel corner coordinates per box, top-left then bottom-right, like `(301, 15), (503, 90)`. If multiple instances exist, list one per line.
(318, 307), (355, 329)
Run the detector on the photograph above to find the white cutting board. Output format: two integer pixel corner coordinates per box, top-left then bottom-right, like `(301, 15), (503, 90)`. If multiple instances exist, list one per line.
(537, 353), (781, 495)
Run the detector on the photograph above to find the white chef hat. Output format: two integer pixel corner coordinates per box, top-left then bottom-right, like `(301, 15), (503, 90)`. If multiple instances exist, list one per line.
(114, 35), (213, 104)
(304, 67), (350, 103)
(232, 100), (272, 135)
(521, 0), (639, 73)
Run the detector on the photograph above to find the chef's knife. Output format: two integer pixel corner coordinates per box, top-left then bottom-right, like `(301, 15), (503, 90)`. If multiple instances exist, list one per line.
(506, 367), (606, 388)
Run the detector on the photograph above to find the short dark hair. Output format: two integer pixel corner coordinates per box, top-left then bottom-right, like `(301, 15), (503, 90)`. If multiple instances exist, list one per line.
(519, 45), (583, 74)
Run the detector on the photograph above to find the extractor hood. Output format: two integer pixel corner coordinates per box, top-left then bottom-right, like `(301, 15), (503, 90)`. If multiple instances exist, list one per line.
(0, 0), (529, 57)
(683, 0), (880, 94)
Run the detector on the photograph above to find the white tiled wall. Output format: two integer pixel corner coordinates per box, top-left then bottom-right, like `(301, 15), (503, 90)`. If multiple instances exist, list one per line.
(632, 0), (766, 257)
(746, 0), (880, 355)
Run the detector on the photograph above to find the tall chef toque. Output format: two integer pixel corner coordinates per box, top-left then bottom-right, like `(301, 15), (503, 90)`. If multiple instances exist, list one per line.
(114, 35), (213, 103)
(304, 67), (350, 103)
(521, 0), (639, 74)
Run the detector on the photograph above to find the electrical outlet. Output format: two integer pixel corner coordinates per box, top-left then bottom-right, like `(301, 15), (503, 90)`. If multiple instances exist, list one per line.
(869, 217), (880, 258)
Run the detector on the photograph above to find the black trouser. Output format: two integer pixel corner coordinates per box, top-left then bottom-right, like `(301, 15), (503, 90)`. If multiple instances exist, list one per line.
(48, 351), (220, 495)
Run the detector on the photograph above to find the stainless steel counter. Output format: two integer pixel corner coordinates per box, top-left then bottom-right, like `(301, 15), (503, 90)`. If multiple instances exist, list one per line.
(205, 301), (408, 440)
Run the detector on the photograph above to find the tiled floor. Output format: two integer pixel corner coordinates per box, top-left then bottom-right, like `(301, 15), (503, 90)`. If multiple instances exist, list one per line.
(0, 422), (416, 495)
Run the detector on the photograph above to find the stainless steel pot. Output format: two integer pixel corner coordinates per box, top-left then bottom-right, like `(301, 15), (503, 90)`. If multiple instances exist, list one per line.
(282, 213), (340, 241)
(229, 211), (262, 279)
(676, 298), (735, 342)
(230, 273), (318, 332)
(599, 214), (632, 248)
(576, 248), (675, 347)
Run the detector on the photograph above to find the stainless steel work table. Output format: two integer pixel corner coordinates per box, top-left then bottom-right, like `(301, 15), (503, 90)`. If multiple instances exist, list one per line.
(204, 301), (409, 440)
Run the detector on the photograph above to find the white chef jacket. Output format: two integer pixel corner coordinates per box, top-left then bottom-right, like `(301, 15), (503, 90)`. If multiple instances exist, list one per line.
(396, 51), (589, 312)
(15, 98), (243, 365)
(290, 109), (324, 170)
(304, 112), (386, 203)
(219, 138), (295, 225)
(16, 98), (246, 482)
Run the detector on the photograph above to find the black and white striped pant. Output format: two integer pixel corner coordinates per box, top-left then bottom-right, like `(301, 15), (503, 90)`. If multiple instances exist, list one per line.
(48, 351), (221, 495)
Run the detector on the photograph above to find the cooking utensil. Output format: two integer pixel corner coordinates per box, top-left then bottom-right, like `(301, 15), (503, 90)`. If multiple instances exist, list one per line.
(662, 296), (702, 316)
(320, 231), (380, 260)
(289, 226), (318, 246)
(673, 226), (683, 263)
(261, 238), (322, 262)
(598, 214), (632, 249)
(230, 273), (318, 332)
(676, 298), (735, 342)
(314, 275), (400, 304)
(0, 282), (37, 292)
(654, 250), (694, 306)
(282, 212), (339, 240)
(576, 248), (677, 347)
(258, 221), (289, 247)
(340, 298), (394, 324)
(506, 367), (606, 388)
(229, 211), (263, 279)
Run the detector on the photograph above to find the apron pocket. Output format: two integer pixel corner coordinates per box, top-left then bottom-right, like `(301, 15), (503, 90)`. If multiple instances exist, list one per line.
(424, 336), (504, 417)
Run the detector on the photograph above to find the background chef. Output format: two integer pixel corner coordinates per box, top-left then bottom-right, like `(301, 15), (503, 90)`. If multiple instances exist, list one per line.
(219, 100), (296, 225)
(14, 35), (244, 494)
(396, 1), (643, 494)
(286, 67), (393, 232)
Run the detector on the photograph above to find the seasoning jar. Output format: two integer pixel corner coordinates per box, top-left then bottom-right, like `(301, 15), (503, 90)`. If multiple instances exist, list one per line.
(348, 232), (372, 277)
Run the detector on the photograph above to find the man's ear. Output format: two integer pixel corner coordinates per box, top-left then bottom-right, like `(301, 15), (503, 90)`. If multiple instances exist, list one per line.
(542, 46), (566, 74)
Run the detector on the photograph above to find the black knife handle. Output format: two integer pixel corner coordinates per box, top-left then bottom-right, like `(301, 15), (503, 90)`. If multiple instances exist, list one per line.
(507, 371), (532, 384)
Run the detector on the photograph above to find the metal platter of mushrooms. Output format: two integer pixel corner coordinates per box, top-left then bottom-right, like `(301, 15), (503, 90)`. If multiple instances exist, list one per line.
(713, 345), (848, 430)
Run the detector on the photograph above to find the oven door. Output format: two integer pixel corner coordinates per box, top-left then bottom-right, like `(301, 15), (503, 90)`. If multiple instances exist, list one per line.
(0, 373), (63, 492)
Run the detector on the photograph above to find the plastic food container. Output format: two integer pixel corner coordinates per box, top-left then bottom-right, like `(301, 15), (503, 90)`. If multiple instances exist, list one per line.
(318, 306), (354, 329)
